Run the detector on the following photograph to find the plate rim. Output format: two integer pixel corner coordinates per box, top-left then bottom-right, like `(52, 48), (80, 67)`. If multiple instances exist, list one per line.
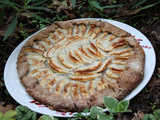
(4, 18), (156, 117)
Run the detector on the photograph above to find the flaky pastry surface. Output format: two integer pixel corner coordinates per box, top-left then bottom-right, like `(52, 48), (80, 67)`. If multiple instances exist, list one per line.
(17, 19), (145, 111)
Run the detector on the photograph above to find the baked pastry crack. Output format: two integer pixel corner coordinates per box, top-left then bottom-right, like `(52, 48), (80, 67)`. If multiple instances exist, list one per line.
(17, 19), (145, 111)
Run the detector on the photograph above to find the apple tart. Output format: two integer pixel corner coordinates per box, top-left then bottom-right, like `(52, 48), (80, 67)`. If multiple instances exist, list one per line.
(17, 19), (145, 111)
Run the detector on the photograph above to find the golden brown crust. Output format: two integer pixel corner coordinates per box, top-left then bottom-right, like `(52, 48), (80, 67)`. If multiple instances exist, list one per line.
(17, 19), (145, 112)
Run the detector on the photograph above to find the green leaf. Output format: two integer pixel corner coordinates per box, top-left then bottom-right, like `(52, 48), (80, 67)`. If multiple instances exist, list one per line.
(62, 1), (67, 6)
(89, 4), (111, 18)
(0, 0), (21, 7)
(90, 114), (97, 120)
(25, 0), (32, 6)
(3, 110), (17, 120)
(137, 2), (160, 12)
(3, 16), (17, 41)
(124, 109), (132, 113)
(27, 6), (47, 10)
(153, 109), (160, 119)
(0, 4), (5, 8)
(15, 106), (36, 120)
(143, 114), (150, 120)
(0, 83), (5, 86)
(32, 0), (48, 6)
(90, 106), (103, 115)
(97, 113), (114, 120)
(118, 100), (130, 112)
(39, 115), (54, 120)
(131, 0), (147, 9)
(103, 4), (123, 9)
(19, 23), (23, 30)
(111, 0), (117, 3)
(53, 118), (59, 120)
(73, 112), (84, 118)
(83, 108), (90, 114)
(39, 24), (46, 29)
(0, 113), (3, 119)
(0, 0), (21, 11)
(103, 97), (119, 111)
(143, 114), (156, 120)
(25, 111), (36, 120)
(89, 1), (104, 11)
(71, 0), (76, 8)
(5, 89), (9, 95)
(29, 12), (50, 24)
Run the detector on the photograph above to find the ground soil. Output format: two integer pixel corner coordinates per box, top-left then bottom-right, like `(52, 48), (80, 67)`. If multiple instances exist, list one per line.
(0, 1), (160, 119)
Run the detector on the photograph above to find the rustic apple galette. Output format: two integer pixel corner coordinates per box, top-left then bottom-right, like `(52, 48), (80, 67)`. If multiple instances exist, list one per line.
(17, 19), (145, 111)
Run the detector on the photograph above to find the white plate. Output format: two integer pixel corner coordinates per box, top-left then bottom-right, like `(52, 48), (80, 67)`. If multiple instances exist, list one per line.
(4, 18), (156, 118)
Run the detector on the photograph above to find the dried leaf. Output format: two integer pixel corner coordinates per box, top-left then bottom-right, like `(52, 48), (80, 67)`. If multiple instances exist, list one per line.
(64, 10), (76, 19)
(83, 11), (95, 18)
(49, 0), (72, 12)
(117, 7), (139, 17)
(148, 76), (160, 87)
(0, 30), (6, 36)
(19, 12), (32, 19)
(152, 31), (160, 42)
(152, 21), (160, 33)
(157, 68), (160, 75)
(0, 104), (16, 114)
(64, 9), (80, 20)
(132, 111), (145, 120)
